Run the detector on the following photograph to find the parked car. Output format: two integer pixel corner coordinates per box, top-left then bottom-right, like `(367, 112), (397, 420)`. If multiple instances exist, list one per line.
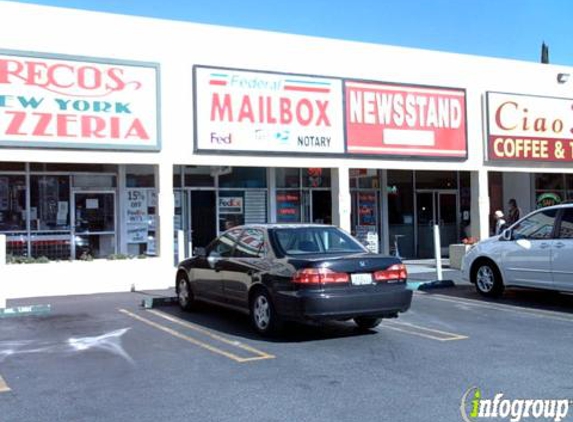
(175, 224), (412, 335)
(462, 203), (573, 297)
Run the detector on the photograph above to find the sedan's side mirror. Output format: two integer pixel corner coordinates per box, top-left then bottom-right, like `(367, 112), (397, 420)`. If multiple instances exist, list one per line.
(193, 247), (206, 257)
(501, 229), (512, 241)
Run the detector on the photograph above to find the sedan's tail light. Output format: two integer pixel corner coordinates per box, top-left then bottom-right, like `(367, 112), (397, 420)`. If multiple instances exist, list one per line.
(292, 268), (350, 285)
(373, 264), (408, 282)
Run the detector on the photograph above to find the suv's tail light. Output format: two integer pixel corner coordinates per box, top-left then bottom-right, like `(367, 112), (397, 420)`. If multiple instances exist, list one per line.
(373, 264), (407, 282)
(292, 268), (350, 285)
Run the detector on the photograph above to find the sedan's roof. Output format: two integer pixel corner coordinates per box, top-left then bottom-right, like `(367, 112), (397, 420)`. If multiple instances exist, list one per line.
(230, 223), (334, 230)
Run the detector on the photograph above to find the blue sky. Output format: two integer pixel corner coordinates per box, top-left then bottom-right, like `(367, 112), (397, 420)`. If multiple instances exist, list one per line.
(9, 0), (573, 66)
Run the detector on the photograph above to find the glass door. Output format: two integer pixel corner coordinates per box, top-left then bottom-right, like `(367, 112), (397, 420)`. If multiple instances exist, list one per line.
(72, 191), (116, 259)
(416, 190), (458, 258)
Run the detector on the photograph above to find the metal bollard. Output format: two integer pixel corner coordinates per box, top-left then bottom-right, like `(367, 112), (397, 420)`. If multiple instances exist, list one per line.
(177, 230), (185, 262)
(0, 234), (6, 309)
(433, 225), (443, 281)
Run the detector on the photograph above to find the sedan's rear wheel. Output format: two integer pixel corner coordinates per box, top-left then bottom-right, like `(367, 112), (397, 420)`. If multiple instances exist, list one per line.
(177, 274), (195, 311)
(354, 317), (382, 330)
(250, 289), (281, 336)
(473, 261), (504, 297)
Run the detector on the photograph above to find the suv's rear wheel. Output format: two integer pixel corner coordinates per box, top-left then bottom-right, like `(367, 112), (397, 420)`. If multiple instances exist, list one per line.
(177, 274), (195, 311)
(473, 261), (504, 297)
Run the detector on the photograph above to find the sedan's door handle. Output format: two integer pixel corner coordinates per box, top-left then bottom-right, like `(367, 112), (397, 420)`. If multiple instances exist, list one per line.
(555, 242), (566, 249)
(540, 243), (551, 249)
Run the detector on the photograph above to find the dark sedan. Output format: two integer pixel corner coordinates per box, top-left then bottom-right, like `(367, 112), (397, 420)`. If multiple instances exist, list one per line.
(175, 224), (412, 335)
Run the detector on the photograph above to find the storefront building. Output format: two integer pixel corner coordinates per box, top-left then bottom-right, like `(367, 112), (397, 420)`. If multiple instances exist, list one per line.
(1, 2), (572, 298)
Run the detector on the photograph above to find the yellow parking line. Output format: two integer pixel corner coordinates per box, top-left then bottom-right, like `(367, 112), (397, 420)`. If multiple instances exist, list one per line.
(419, 293), (573, 323)
(0, 374), (10, 393)
(147, 309), (274, 359)
(119, 309), (274, 363)
(384, 320), (468, 341)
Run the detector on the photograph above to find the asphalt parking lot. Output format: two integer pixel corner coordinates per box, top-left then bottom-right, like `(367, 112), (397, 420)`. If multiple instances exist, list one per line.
(1, 266), (573, 422)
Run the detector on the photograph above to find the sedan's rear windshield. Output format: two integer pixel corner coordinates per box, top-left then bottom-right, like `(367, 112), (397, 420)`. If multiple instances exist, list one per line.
(270, 227), (367, 256)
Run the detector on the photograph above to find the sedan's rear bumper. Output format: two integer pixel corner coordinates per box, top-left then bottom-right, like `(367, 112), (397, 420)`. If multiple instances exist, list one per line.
(274, 284), (413, 322)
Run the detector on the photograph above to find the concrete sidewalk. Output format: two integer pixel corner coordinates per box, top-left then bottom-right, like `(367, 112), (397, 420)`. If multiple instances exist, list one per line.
(404, 259), (470, 286)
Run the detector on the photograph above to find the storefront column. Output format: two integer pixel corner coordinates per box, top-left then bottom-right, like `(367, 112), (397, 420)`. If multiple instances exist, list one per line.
(332, 167), (351, 232)
(158, 163), (174, 262)
(379, 170), (390, 255)
(471, 170), (490, 241)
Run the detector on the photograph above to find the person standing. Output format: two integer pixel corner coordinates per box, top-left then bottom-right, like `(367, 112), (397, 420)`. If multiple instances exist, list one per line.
(494, 210), (506, 235)
(506, 198), (521, 226)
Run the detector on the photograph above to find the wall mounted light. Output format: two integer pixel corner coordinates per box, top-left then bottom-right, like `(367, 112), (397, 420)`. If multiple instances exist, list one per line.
(557, 73), (570, 84)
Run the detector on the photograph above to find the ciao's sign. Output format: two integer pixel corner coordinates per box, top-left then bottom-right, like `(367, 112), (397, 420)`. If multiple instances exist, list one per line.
(0, 50), (160, 151)
(487, 92), (573, 162)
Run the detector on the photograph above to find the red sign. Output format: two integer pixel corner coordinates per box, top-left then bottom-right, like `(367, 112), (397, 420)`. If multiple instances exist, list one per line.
(345, 81), (467, 158)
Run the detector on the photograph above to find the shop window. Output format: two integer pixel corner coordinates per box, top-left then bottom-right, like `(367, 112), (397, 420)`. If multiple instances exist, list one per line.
(276, 190), (301, 223)
(31, 163), (114, 172)
(388, 170), (415, 258)
(276, 168), (300, 188)
(124, 183), (158, 255)
(0, 162), (25, 171)
(73, 174), (116, 188)
(183, 166), (214, 187)
(30, 175), (71, 231)
(535, 173), (564, 191)
(219, 167), (266, 188)
(218, 191), (245, 231)
(415, 171), (457, 190)
(302, 168), (330, 188)
(0, 175), (27, 258)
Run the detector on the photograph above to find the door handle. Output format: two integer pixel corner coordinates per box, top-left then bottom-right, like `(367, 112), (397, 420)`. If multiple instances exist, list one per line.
(555, 242), (565, 249)
(540, 243), (550, 249)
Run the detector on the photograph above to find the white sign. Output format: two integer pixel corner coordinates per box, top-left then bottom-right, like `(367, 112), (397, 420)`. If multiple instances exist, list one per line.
(487, 92), (573, 162)
(195, 66), (344, 155)
(127, 224), (147, 243)
(0, 51), (160, 151)
(219, 197), (243, 214)
(126, 189), (147, 223)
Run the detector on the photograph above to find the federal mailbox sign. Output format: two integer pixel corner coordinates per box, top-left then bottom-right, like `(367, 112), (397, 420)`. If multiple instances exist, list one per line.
(487, 92), (573, 162)
(345, 81), (467, 158)
(194, 66), (344, 155)
(0, 50), (160, 151)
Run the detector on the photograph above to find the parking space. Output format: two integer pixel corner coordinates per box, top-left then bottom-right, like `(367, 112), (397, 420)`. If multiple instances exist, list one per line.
(1, 284), (573, 422)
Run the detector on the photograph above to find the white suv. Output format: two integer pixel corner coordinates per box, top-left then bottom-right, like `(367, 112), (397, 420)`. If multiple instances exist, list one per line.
(462, 203), (573, 297)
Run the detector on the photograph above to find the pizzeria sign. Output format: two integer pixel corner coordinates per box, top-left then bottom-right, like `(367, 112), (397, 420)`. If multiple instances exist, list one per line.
(0, 50), (160, 151)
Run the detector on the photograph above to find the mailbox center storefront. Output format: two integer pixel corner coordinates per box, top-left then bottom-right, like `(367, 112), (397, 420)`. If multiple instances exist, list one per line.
(172, 164), (471, 260)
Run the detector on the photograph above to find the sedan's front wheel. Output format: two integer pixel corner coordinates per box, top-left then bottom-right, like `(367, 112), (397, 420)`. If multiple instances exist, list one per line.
(250, 289), (282, 336)
(473, 261), (504, 297)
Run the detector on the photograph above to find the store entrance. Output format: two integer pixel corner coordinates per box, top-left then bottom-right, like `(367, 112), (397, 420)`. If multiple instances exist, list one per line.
(416, 190), (458, 258)
(189, 190), (217, 250)
(72, 191), (116, 259)
(312, 190), (332, 223)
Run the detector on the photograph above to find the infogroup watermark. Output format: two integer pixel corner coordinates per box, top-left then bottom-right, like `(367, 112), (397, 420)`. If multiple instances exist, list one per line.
(460, 387), (572, 422)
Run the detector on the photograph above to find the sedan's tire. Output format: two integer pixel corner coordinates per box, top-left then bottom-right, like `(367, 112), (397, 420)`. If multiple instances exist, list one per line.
(177, 274), (195, 311)
(250, 289), (282, 336)
(354, 317), (382, 330)
(472, 261), (504, 297)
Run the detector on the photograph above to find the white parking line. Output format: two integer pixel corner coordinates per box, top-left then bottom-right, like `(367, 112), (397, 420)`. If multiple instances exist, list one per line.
(0, 374), (10, 393)
(384, 320), (468, 341)
(417, 292), (573, 323)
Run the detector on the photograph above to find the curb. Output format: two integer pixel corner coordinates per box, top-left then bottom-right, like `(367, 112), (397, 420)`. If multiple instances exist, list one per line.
(407, 280), (456, 291)
(0, 304), (51, 318)
(141, 296), (178, 309)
